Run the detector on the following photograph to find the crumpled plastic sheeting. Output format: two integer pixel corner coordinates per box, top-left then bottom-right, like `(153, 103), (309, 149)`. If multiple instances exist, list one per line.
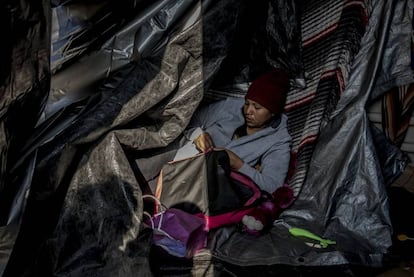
(48, 0), (305, 114)
(50, 0), (184, 74)
(1, 0), (408, 276)
(0, 0), (303, 274)
(0, 0), (50, 192)
(51, 1), (117, 73)
(210, 0), (410, 269)
(370, 124), (410, 187)
(0, 1), (50, 275)
(48, 0), (201, 115)
(366, 0), (414, 103)
(2, 15), (205, 277)
(33, 135), (155, 277)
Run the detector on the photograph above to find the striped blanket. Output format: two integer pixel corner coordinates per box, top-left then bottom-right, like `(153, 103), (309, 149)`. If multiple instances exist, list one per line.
(283, 0), (368, 195)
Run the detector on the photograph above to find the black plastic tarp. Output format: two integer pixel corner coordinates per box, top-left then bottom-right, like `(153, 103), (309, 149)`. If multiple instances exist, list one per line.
(0, 0), (412, 276)
(0, 0), (51, 275)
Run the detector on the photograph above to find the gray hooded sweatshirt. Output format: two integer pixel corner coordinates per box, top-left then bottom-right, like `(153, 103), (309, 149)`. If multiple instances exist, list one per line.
(186, 97), (291, 193)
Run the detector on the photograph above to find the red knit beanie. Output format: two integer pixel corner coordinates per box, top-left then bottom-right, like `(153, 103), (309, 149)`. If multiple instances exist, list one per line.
(245, 68), (290, 115)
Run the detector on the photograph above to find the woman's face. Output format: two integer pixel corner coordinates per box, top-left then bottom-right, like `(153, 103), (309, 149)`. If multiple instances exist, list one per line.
(243, 99), (273, 129)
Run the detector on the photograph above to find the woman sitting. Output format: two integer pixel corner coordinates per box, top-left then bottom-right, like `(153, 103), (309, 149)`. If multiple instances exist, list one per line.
(185, 68), (292, 193)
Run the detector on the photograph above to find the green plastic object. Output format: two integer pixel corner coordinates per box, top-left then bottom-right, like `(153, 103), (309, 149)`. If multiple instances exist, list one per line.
(288, 227), (336, 248)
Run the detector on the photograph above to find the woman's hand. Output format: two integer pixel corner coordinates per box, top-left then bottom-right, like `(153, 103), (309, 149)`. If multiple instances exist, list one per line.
(223, 149), (244, 171)
(194, 132), (214, 152)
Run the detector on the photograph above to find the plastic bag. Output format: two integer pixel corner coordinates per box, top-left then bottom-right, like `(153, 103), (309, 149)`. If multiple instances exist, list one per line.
(143, 195), (207, 258)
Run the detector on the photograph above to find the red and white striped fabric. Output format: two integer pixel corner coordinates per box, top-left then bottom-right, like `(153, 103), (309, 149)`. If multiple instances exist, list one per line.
(285, 0), (369, 195)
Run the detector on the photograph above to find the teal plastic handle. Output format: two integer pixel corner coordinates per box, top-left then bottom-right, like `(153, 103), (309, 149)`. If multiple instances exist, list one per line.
(289, 227), (336, 248)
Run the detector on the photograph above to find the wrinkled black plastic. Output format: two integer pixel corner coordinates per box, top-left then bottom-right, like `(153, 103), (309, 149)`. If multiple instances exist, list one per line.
(0, 1), (50, 274)
(0, 0), (412, 276)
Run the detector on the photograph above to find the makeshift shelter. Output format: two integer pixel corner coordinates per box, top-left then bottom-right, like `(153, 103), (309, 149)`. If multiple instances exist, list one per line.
(1, 0), (413, 276)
